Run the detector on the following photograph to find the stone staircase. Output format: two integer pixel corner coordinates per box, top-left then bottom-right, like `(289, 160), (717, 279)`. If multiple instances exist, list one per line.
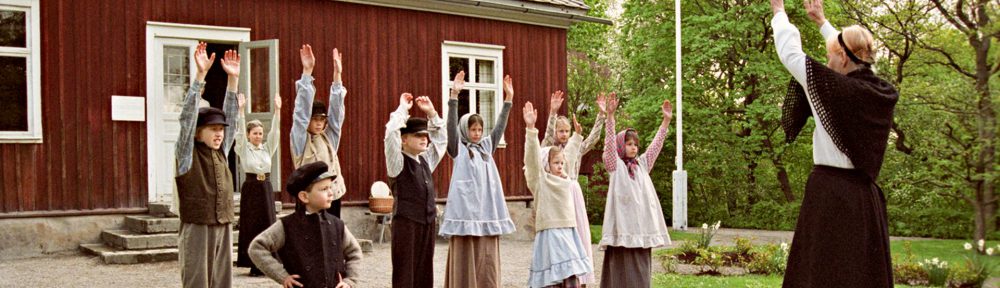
(80, 201), (283, 264)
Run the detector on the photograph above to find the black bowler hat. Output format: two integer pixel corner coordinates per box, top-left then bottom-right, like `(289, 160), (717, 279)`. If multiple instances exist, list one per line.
(400, 117), (429, 135)
(196, 107), (228, 127)
(312, 102), (328, 118)
(286, 162), (337, 198)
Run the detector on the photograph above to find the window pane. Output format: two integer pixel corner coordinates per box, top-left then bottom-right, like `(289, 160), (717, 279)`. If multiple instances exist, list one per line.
(0, 10), (26, 48)
(457, 89), (470, 117)
(249, 48), (270, 113)
(163, 46), (190, 113)
(477, 90), (496, 132)
(476, 59), (495, 84)
(449, 57), (468, 82)
(0, 56), (27, 131)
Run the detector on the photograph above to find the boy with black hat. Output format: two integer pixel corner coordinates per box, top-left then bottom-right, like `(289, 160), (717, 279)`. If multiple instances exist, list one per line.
(383, 92), (447, 287)
(290, 44), (348, 217)
(249, 161), (363, 288)
(174, 43), (240, 288)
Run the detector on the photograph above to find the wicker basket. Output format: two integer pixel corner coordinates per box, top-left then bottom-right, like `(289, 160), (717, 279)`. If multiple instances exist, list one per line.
(369, 196), (394, 214)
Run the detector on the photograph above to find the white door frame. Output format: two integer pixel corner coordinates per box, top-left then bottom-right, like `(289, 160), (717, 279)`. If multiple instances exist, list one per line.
(144, 22), (250, 204)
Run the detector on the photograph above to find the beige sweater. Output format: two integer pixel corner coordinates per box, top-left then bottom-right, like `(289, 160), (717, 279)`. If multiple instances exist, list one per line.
(524, 128), (582, 230)
(248, 218), (363, 287)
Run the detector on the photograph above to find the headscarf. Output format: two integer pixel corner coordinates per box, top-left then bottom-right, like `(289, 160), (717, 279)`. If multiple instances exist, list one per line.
(459, 113), (490, 160)
(615, 128), (640, 179)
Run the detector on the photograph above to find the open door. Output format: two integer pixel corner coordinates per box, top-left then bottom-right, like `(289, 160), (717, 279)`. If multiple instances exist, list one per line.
(236, 39), (281, 194)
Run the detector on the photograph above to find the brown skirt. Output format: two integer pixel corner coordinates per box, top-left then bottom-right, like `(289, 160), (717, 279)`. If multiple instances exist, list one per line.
(782, 165), (892, 288)
(444, 235), (501, 288)
(600, 246), (651, 288)
(235, 175), (277, 270)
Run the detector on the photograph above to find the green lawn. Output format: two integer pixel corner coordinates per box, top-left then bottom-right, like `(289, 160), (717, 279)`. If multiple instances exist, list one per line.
(589, 225), (700, 244)
(636, 234), (1000, 287)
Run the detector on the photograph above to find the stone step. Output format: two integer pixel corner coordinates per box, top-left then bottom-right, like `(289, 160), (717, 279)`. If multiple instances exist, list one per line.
(81, 243), (239, 265)
(125, 215), (244, 234)
(102, 229), (176, 250)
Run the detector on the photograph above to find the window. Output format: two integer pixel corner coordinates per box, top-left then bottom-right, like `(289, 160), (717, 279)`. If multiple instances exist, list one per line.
(0, 0), (40, 143)
(441, 41), (505, 146)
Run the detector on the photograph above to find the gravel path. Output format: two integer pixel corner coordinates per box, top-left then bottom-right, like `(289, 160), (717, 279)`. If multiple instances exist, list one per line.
(0, 239), (608, 288)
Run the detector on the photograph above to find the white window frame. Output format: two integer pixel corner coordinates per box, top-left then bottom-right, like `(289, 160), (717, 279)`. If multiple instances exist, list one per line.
(0, 0), (42, 143)
(440, 41), (506, 147)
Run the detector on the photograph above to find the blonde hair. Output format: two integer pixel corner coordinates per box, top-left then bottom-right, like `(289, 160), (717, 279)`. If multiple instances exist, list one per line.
(826, 25), (875, 64)
(548, 146), (564, 161)
(555, 116), (571, 130)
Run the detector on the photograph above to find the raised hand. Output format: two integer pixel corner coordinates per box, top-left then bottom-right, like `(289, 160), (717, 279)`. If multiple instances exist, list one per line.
(770, 0), (785, 15)
(804, 0), (826, 26)
(596, 93), (608, 114)
(450, 71), (466, 99)
(549, 90), (565, 114)
(503, 75), (514, 102)
(194, 42), (216, 79)
(274, 93), (282, 112)
(606, 92), (619, 116)
(399, 93), (414, 110)
(220, 49), (240, 77)
(523, 101), (538, 128)
(415, 96), (436, 115)
(573, 114), (582, 135)
(661, 98), (673, 121)
(237, 93), (246, 110)
(332, 48), (343, 83)
(300, 44), (316, 76)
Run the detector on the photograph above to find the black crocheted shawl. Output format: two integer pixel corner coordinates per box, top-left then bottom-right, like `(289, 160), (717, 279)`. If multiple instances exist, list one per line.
(782, 57), (899, 181)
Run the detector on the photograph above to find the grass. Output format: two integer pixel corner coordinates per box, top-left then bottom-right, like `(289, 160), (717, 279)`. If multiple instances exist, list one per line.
(644, 235), (1000, 287)
(589, 224), (700, 244)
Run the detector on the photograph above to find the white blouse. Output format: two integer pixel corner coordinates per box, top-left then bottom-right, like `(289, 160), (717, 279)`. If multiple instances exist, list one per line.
(235, 112), (280, 175)
(772, 12), (855, 169)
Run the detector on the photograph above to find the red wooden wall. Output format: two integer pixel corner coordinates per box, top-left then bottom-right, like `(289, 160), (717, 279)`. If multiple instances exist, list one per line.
(0, 0), (567, 214)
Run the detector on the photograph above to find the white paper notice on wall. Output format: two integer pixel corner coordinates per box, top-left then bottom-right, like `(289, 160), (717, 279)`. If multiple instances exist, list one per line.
(111, 96), (146, 121)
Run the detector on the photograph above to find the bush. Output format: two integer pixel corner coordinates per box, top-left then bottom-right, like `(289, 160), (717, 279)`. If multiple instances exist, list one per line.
(893, 241), (930, 286)
(746, 243), (789, 275)
(888, 206), (971, 239)
(725, 200), (800, 231)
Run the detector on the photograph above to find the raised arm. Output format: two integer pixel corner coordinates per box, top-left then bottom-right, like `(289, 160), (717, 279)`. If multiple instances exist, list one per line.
(522, 102), (541, 194)
(176, 42), (213, 176)
(416, 96), (448, 171)
(385, 93), (413, 178)
(600, 93), (619, 172)
(446, 71), (465, 158)
(235, 94), (248, 160)
(580, 112), (605, 155)
(804, 0), (839, 41)
(541, 90), (564, 147)
(265, 94), (282, 157)
(488, 75), (515, 152)
(326, 48), (346, 152)
(220, 49), (240, 155)
(290, 45), (317, 158)
(771, 3), (808, 87)
(642, 99), (673, 171)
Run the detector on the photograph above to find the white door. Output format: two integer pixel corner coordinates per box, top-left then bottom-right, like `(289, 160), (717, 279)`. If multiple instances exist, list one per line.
(151, 38), (198, 206)
(145, 22), (251, 210)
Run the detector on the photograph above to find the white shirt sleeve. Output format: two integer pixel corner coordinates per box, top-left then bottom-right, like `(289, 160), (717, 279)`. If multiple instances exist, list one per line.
(384, 105), (408, 178)
(772, 12), (808, 88)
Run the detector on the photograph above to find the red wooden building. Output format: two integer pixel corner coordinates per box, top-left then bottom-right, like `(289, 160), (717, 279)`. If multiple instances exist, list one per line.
(0, 0), (608, 221)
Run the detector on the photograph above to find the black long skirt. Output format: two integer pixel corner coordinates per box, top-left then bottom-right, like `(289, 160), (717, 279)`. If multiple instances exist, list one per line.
(783, 165), (893, 288)
(236, 174), (277, 271)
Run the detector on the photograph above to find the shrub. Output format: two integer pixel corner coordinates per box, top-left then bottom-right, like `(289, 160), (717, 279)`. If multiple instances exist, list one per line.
(746, 242), (789, 275)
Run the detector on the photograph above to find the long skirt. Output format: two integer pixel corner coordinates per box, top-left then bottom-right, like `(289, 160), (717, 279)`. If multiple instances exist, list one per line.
(528, 227), (593, 288)
(391, 216), (437, 288)
(782, 165), (892, 288)
(235, 174), (276, 273)
(600, 246), (651, 288)
(445, 235), (501, 288)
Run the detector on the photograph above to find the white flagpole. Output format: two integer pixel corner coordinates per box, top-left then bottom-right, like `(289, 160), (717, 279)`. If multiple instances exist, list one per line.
(671, 0), (688, 230)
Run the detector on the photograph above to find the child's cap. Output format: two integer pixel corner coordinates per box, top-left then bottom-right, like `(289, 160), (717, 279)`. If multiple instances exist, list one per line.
(196, 107), (228, 127)
(400, 117), (429, 135)
(311, 102), (328, 118)
(286, 162), (337, 198)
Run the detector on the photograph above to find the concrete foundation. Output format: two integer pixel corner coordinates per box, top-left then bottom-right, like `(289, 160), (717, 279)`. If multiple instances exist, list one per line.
(0, 215), (125, 260)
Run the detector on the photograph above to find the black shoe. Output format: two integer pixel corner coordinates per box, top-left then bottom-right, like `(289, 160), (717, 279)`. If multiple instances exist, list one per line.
(249, 269), (264, 277)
